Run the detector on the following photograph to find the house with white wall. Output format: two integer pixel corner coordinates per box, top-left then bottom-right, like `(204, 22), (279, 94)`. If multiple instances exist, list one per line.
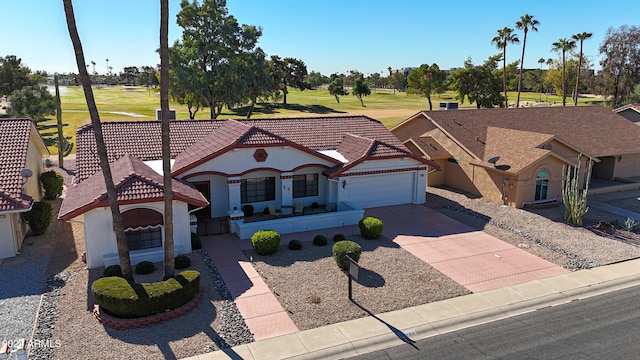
(58, 116), (439, 268)
(0, 118), (49, 258)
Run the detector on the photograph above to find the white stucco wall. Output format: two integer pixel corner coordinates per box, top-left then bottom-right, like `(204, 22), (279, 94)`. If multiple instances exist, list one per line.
(83, 201), (193, 269)
(0, 215), (16, 258)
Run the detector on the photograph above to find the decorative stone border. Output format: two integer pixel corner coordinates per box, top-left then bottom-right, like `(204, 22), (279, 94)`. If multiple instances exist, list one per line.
(93, 286), (205, 330)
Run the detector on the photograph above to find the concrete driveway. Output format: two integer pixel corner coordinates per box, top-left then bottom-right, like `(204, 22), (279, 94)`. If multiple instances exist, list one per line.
(365, 205), (569, 292)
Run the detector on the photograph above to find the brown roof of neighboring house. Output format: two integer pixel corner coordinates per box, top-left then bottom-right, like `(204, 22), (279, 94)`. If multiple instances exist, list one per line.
(418, 106), (640, 159)
(58, 154), (208, 221)
(75, 116), (409, 182)
(406, 135), (451, 159)
(0, 118), (48, 212)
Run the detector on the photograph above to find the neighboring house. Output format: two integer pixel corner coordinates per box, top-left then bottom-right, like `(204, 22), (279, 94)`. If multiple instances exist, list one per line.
(392, 106), (640, 208)
(58, 116), (438, 269)
(0, 118), (50, 258)
(613, 104), (640, 125)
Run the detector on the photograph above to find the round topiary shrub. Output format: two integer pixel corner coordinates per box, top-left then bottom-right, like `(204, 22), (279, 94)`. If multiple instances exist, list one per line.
(40, 170), (64, 200)
(135, 261), (155, 275)
(333, 233), (346, 242)
(251, 230), (281, 255)
(23, 201), (52, 235)
(103, 265), (123, 278)
(359, 217), (384, 239)
(313, 234), (328, 246)
(175, 254), (191, 269)
(288, 239), (302, 250)
(332, 241), (362, 270)
(191, 232), (202, 250)
(242, 204), (254, 217)
(91, 270), (200, 318)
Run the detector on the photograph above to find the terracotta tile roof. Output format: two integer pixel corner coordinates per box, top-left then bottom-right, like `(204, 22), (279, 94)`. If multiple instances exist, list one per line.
(58, 154), (208, 220)
(75, 116), (406, 182)
(0, 118), (46, 212)
(422, 106), (640, 159)
(172, 120), (290, 175)
(408, 135), (451, 159)
(323, 133), (440, 178)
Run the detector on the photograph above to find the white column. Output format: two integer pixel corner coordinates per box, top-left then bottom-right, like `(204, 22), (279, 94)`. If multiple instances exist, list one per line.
(228, 176), (242, 212)
(281, 172), (293, 206)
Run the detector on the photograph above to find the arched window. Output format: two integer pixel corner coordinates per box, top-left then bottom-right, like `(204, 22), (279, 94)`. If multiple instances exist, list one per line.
(535, 169), (549, 201)
(122, 208), (164, 250)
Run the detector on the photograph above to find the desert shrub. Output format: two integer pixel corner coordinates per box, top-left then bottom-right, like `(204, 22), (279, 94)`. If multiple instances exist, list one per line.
(242, 204), (254, 217)
(103, 265), (123, 278)
(175, 254), (191, 269)
(40, 171), (64, 200)
(135, 261), (155, 275)
(624, 217), (639, 232)
(191, 232), (202, 250)
(359, 217), (384, 239)
(311, 202), (319, 209)
(263, 207), (270, 215)
(23, 201), (52, 235)
(288, 239), (302, 250)
(332, 241), (362, 270)
(251, 230), (281, 255)
(91, 270), (200, 318)
(333, 233), (346, 242)
(313, 234), (328, 246)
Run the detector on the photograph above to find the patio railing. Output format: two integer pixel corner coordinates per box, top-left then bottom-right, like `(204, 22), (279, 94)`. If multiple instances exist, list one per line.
(231, 201), (364, 239)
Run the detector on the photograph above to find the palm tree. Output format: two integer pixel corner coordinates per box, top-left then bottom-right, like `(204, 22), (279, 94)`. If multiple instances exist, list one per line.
(62, 0), (133, 280)
(90, 60), (96, 75)
(545, 58), (553, 102)
(160, 0), (174, 279)
(538, 57), (545, 101)
(551, 38), (577, 106)
(571, 32), (593, 106)
(515, 13), (540, 108)
(105, 58), (110, 75)
(492, 27), (519, 108)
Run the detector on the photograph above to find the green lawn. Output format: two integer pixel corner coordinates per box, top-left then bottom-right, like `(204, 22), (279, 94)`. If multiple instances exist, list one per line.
(47, 85), (603, 154)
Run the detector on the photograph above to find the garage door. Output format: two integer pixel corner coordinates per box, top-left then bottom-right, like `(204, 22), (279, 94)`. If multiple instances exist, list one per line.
(347, 173), (415, 208)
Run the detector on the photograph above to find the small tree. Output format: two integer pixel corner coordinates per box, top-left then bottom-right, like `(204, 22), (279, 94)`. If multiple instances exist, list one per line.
(562, 154), (593, 226)
(23, 201), (52, 235)
(40, 171), (64, 200)
(328, 77), (348, 103)
(352, 75), (371, 107)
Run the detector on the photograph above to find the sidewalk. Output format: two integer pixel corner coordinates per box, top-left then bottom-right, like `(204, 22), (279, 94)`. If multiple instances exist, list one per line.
(181, 258), (640, 360)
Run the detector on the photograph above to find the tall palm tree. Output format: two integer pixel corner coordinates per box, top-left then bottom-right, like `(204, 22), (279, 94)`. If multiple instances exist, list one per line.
(545, 58), (553, 102)
(90, 60), (96, 75)
(571, 32), (593, 106)
(160, 0), (174, 279)
(62, 0), (133, 280)
(105, 58), (110, 75)
(492, 27), (519, 108)
(538, 57), (545, 101)
(515, 13), (540, 108)
(551, 38), (577, 107)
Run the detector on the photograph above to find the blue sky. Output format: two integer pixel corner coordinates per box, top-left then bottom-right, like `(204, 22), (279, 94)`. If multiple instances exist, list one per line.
(3, 1), (639, 76)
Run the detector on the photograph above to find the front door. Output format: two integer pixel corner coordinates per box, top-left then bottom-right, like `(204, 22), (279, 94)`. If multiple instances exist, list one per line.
(192, 181), (211, 219)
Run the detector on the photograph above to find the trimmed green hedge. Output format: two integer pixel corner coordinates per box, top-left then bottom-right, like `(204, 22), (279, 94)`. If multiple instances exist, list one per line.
(313, 234), (328, 246)
(175, 254), (191, 269)
(91, 270), (200, 318)
(333, 233), (346, 242)
(23, 201), (52, 235)
(103, 265), (123, 278)
(135, 261), (155, 275)
(288, 239), (302, 250)
(251, 230), (281, 255)
(332, 241), (362, 270)
(359, 217), (384, 239)
(40, 171), (64, 200)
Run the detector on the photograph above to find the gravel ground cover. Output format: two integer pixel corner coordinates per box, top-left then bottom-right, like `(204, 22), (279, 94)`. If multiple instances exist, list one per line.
(248, 236), (471, 331)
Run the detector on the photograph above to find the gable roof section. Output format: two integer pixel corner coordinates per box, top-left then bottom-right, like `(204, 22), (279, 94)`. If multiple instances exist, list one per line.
(406, 135), (451, 159)
(0, 118), (49, 212)
(323, 133), (440, 178)
(613, 104), (640, 114)
(58, 154), (208, 221)
(171, 120), (341, 175)
(420, 106), (640, 159)
(75, 116), (406, 182)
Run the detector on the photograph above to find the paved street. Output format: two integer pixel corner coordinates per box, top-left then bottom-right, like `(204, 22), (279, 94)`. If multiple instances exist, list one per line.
(348, 284), (640, 359)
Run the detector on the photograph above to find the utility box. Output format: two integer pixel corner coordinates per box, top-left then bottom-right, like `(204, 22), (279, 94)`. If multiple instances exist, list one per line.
(156, 109), (176, 120)
(439, 102), (458, 110)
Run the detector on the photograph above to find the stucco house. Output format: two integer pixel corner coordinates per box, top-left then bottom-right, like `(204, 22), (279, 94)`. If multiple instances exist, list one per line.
(0, 118), (50, 258)
(613, 104), (640, 125)
(392, 106), (640, 208)
(58, 116), (438, 269)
